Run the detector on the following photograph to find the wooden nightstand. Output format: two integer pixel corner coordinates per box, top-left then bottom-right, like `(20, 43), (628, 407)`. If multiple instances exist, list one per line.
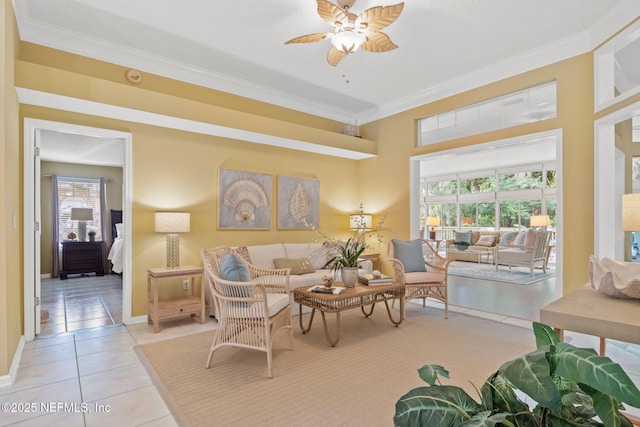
(147, 265), (205, 332)
(60, 240), (105, 279)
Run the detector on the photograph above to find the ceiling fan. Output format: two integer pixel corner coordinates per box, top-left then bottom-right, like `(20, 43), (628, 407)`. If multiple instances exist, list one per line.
(285, 0), (404, 66)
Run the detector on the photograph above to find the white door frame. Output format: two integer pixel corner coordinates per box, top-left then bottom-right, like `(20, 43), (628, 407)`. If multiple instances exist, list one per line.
(23, 118), (133, 341)
(594, 100), (640, 260)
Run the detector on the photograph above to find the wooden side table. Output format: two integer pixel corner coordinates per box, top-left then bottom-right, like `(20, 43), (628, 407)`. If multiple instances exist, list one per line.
(359, 253), (381, 271)
(147, 265), (205, 332)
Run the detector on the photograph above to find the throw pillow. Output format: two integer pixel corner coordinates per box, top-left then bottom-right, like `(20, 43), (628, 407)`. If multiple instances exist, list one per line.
(499, 231), (516, 245)
(454, 231), (472, 244)
(475, 235), (496, 247)
(391, 239), (426, 273)
(219, 252), (252, 282)
(513, 230), (528, 246)
(273, 257), (315, 275)
(235, 246), (252, 264)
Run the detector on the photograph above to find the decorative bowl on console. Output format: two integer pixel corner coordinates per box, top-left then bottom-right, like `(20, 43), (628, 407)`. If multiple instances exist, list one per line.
(589, 255), (640, 299)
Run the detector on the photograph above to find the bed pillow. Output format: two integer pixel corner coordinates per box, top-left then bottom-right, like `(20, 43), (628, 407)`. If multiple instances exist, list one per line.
(115, 223), (123, 239)
(475, 235), (496, 247)
(273, 257), (315, 275)
(219, 252), (251, 282)
(391, 239), (426, 273)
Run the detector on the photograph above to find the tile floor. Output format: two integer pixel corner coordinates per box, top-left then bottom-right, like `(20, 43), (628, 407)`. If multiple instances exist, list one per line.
(1, 275), (638, 426)
(39, 275), (123, 336)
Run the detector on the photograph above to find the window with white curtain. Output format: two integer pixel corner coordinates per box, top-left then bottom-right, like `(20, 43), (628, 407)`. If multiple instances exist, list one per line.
(57, 176), (102, 242)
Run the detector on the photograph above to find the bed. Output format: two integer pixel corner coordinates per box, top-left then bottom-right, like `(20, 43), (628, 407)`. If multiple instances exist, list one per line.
(107, 209), (124, 274)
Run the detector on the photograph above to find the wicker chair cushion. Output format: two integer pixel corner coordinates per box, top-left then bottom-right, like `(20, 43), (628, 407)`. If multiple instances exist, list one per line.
(404, 271), (444, 284)
(391, 239), (426, 273)
(219, 252), (251, 282)
(226, 293), (290, 318)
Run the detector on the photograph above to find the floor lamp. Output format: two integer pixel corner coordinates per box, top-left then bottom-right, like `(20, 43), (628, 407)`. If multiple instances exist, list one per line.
(155, 211), (190, 268)
(71, 207), (93, 242)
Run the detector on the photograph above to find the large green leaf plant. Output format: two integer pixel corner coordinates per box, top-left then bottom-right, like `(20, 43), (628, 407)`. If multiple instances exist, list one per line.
(394, 322), (640, 427)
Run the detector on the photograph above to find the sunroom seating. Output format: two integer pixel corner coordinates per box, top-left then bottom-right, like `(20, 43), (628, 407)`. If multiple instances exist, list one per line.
(387, 239), (453, 319)
(495, 230), (552, 276)
(200, 246), (293, 378)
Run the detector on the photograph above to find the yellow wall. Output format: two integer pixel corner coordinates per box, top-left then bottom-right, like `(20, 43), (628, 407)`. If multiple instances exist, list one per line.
(1, 0), (22, 377)
(40, 162), (123, 275)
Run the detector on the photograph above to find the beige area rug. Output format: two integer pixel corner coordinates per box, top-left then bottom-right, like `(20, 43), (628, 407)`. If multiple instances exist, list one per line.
(135, 306), (537, 427)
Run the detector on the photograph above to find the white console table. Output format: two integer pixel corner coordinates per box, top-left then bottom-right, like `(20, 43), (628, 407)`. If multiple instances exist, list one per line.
(540, 284), (640, 355)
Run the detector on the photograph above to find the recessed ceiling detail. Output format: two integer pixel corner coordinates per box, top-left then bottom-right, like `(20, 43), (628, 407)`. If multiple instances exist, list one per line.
(285, 0), (404, 66)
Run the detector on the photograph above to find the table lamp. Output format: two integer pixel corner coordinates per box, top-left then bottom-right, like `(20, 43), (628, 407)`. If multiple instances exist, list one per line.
(530, 215), (550, 230)
(71, 207), (93, 241)
(622, 194), (640, 232)
(426, 216), (440, 240)
(155, 211), (190, 268)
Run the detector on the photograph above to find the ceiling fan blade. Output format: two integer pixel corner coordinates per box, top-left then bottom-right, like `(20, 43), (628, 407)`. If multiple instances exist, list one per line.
(360, 31), (398, 52)
(285, 33), (329, 44)
(327, 47), (347, 66)
(358, 2), (404, 32)
(317, 0), (349, 26)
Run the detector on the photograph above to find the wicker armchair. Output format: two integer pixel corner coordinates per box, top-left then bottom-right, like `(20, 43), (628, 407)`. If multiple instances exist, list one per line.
(387, 239), (452, 319)
(200, 246), (293, 378)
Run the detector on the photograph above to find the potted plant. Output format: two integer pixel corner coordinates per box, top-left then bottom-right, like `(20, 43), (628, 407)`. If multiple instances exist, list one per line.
(88, 230), (96, 242)
(324, 237), (366, 287)
(394, 322), (640, 427)
(453, 241), (470, 251)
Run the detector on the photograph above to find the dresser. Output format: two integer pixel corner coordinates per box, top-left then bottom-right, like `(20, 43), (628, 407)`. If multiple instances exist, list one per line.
(60, 241), (105, 279)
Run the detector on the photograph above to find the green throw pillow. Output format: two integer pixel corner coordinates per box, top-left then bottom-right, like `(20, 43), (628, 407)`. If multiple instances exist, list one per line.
(391, 239), (426, 273)
(454, 231), (472, 244)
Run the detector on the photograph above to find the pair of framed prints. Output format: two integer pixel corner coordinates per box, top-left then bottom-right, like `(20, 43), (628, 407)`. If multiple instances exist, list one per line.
(218, 168), (319, 230)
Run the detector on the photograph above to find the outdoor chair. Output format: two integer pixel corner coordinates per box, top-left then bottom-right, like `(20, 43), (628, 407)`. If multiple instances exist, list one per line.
(495, 230), (552, 276)
(387, 238), (453, 319)
(200, 246), (293, 378)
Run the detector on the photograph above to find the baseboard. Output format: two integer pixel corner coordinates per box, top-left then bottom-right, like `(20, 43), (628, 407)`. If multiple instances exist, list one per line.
(126, 314), (149, 325)
(0, 336), (25, 387)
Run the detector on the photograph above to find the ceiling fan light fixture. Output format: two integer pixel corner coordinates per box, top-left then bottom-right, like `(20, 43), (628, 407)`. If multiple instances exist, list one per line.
(331, 30), (366, 53)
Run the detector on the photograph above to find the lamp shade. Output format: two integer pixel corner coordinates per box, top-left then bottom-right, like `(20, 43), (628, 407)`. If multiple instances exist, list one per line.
(155, 212), (190, 234)
(349, 213), (372, 231)
(622, 194), (640, 231)
(70, 207), (93, 221)
(530, 215), (550, 227)
(426, 216), (441, 227)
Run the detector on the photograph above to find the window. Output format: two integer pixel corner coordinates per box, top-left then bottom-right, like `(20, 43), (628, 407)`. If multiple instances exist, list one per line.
(499, 170), (543, 190)
(58, 177), (102, 242)
(423, 163), (555, 233)
(418, 81), (557, 145)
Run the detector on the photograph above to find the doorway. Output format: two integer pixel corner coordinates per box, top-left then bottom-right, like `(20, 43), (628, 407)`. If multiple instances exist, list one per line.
(410, 130), (564, 315)
(23, 118), (133, 340)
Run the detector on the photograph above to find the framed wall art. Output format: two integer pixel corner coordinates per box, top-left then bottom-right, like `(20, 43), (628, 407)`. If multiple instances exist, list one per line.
(277, 175), (319, 229)
(218, 169), (271, 229)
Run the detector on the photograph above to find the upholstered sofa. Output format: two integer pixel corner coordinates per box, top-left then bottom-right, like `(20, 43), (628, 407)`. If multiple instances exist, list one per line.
(445, 230), (513, 263)
(204, 242), (373, 317)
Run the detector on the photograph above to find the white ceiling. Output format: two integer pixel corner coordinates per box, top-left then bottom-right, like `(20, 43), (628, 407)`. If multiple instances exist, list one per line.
(13, 0), (640, 125)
